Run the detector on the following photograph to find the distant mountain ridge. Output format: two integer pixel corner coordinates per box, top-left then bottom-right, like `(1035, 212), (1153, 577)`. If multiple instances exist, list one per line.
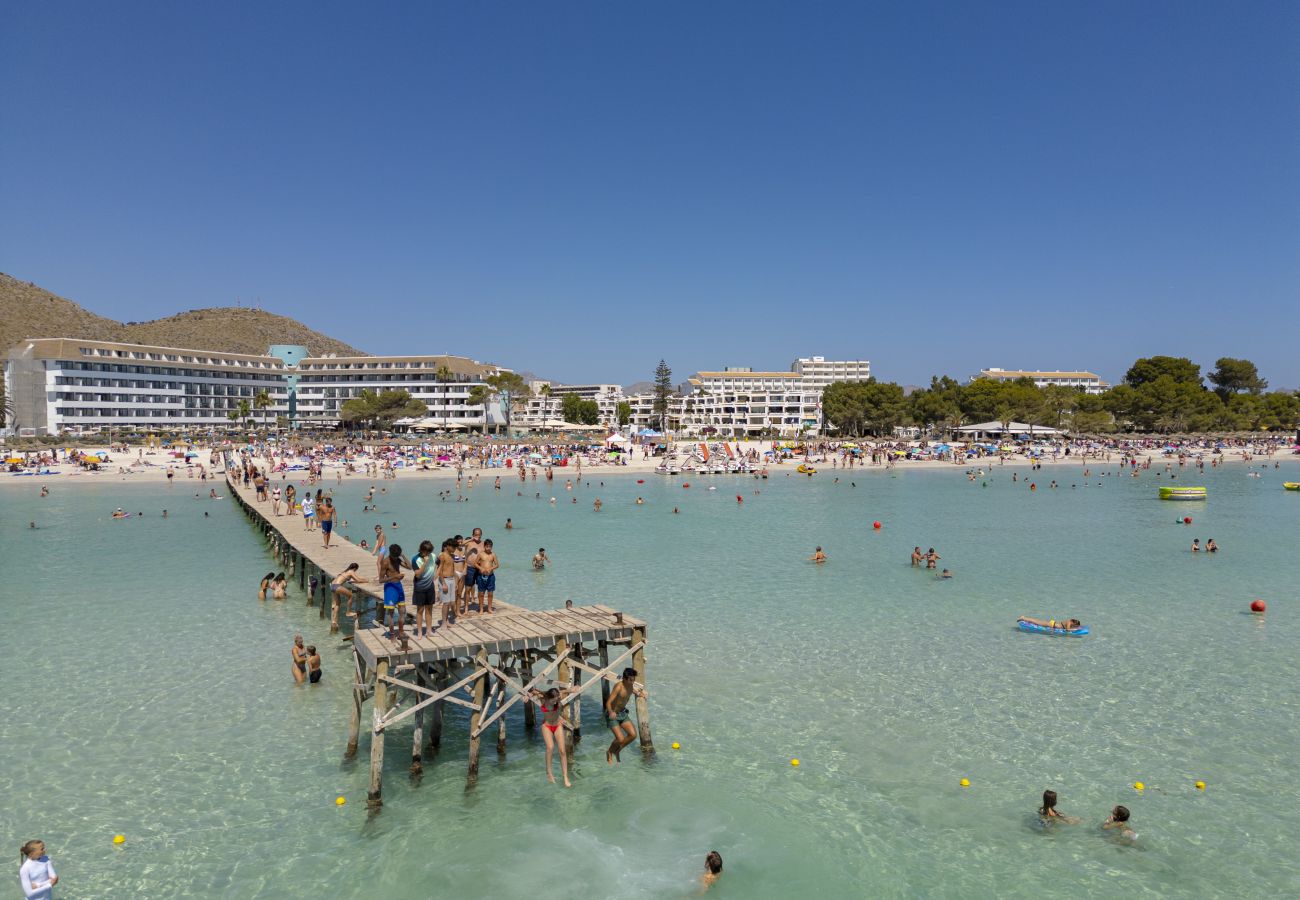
(1, 273), (366, 394)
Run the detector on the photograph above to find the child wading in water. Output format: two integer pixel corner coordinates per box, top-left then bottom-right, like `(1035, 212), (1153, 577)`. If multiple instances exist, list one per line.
(1103, 805), (1137, 840)
(1038, 790), (1079, 825)
(528, 686), (574, 787)
(20, 839), (58, 899)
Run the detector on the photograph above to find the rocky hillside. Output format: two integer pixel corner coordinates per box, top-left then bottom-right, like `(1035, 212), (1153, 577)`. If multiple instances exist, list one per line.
(1, 273), (366, 394)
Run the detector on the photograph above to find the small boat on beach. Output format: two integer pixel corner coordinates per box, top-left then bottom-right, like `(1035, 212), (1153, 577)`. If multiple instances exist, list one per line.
(796, 464), (817, 475)
(655, 456), (683, 475)
(1159, 486), (1207, 500)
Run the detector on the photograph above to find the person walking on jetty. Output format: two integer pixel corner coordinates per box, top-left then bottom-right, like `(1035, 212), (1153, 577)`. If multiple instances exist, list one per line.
(318, 498), (336, 549)
(301, 493), (315, 531)
(604, 667), (644, 764)
(378, 544), (411, 641)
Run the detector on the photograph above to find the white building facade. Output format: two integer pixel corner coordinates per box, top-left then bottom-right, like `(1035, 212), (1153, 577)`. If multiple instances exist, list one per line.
(4, 338), (291, 435)
(791, 356), (871, 388)
(293, 355), (506, 430)
(3, 338), (509, 435)
(516, 383), (624, 429)
(975, 368), (1110, 394)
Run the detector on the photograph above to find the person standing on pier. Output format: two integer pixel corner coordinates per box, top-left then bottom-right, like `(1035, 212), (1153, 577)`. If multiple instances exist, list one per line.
(318, 498), (336, 549)
(475, 539), (498, 614)
(411, 540), (438, 637)
(463, 527), (484, 613)
(378, 544), (411, 641)
(436, 538), (458, 628)
(604, 667), (644, 763)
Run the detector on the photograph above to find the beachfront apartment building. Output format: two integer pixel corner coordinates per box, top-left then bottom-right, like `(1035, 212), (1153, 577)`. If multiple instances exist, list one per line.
(4, 338), (292, 436)
(293, 355), (506, 431)
(3, 338), (509, 435)
(974, 367), (1110, 394)
(516, 383), (624, 428)
(791, 356), (871, 387)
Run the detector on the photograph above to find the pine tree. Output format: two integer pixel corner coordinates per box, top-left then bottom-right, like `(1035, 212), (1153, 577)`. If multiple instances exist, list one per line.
(653, 360), (673, 431)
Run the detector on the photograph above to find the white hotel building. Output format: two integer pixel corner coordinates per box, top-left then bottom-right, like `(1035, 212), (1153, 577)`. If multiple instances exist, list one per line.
(3, 337), (507, 435)
(974, 367), (1110, 394)
(621, 358), (872, 438)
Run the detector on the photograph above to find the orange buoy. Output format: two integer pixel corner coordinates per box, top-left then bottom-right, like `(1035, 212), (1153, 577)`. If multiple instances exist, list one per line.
(872, 521), (881, 530)
(1250, 599), (1266, 613)
(682, 483), (690, 488)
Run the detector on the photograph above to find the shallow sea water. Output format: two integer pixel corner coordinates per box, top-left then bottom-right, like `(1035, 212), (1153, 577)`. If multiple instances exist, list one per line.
(2, 459), (1299, 898)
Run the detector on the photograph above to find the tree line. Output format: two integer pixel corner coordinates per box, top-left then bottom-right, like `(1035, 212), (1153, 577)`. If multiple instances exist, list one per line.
(822, 356), (1300, 437)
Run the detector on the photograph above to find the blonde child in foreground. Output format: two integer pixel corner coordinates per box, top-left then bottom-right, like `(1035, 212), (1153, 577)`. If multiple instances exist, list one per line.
(20, 839), (57, 900)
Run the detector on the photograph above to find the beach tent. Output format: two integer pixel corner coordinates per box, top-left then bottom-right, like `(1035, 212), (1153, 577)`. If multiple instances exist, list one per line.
(636, 428), (662, 437)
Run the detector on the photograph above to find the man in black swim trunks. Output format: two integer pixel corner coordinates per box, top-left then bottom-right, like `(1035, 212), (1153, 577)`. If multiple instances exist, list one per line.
(306, 646), (322, 684)
(319, 498), (335, 549)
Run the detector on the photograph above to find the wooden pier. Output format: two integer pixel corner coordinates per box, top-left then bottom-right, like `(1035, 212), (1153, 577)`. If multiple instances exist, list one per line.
(223, 456), (653, 809)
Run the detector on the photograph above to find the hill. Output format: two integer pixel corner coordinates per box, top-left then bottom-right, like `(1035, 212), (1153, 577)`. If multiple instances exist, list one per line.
(1, 274), (366, 395)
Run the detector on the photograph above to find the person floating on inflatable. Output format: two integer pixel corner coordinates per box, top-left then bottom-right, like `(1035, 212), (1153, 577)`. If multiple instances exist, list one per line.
(1017, 616), (1085, 634)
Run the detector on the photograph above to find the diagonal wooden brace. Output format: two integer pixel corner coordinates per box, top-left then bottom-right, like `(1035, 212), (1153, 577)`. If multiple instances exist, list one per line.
(561, 641), (644, 707)
(470, 652), (567, 738)
(375, 665), (487, 733)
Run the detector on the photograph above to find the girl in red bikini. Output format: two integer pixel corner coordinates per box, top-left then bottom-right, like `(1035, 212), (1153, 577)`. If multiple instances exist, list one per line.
(528, 686), (574, 787)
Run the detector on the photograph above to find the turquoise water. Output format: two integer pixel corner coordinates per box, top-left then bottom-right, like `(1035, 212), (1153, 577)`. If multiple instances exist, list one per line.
(3, 461), (1299, 898)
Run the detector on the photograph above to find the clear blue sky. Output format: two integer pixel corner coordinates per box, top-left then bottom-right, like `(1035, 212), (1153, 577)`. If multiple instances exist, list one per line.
(3, 1), (1298, 388)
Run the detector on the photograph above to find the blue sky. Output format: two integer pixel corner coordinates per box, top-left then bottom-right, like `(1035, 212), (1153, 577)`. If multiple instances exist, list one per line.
(3, 1), (1298, 388)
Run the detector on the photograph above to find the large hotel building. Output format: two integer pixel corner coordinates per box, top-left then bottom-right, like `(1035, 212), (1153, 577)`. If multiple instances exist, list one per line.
(3, 337), (506, 436)
(5, 338), (873, 438)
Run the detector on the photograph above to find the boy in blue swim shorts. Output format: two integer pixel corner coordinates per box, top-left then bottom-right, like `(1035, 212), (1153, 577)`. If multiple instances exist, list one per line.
(475, 539), (498, 614)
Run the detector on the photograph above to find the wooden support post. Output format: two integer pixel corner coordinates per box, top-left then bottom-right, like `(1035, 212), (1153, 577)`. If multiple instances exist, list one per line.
(430, 665), (445, 749)
(598, 641), (611, 712)
(521, 652), (536, 731)
(556, 636), (574, 755)
(299, 555), (306, 589)
(345, 652), (364, 759)
(632, 627), (654, 754)
(466, 649), (489, 787)
(496, 669), (508, 757)
(368, 658), (389, 808)
(571, 645), (583, 745)
(411, 667), (425, 777)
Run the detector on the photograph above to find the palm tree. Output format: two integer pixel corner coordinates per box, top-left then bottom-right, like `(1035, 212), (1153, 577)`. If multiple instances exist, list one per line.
(539, 383), (552, 436)
(466, 385), (492, 435)
(2, 393), (15, 434)
(435, 364), (453, 431)
(253, 389), (272, 435)
(236, 399), (253, 431)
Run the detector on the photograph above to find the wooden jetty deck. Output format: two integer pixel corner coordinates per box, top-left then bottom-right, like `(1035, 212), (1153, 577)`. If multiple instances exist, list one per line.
(223, 455), (653, 809)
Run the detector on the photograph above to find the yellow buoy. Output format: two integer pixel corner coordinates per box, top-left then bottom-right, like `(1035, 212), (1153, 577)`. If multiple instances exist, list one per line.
(790, 758), (800, 767)
(1195, 781), (1206, 791)
(113, 835), (125, 845)
(1134, 781), (1145, 791)
(671, 742), (680, 750)
(960, 778), (970, 787)
(336, 796), (346, 806)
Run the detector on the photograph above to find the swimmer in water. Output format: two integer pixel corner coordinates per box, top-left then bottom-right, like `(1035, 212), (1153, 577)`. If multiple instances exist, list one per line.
(1102, 805), (1136, 840)
(810, 546), (826, 564)
(701, 851), (724, 890)
(258, 572), (275, 601)
(939, 568), (953, 579)
(1038, 790), (1079, 825)
(911, 547), (923, 567)
(1191, 538), (1200, 553)
(1206, 538), (1218, 553)
(532, 548), (550, 570)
